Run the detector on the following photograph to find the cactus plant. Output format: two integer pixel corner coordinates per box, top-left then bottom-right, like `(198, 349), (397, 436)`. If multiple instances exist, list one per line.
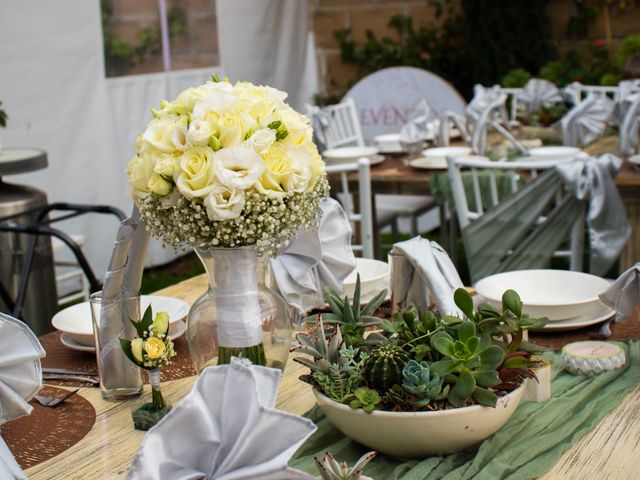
(401, 360), (449, 406)
(363, 342), (409, 391)
(315, 451), (376, 480)
(311, 274), (387, 347)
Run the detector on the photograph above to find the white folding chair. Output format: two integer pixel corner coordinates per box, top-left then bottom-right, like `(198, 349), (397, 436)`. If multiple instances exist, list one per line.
(447, 155), (585, 282)
(325, 158), (374, 258)
(320, 99), (439, 250)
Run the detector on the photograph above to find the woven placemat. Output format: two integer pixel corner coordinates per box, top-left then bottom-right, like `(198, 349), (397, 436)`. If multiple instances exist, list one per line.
(40, 330), (197, 386)
(0, 386), (96, 469)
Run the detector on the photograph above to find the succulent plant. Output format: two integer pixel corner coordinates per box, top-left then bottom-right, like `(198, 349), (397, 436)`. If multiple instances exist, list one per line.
(363, 342), (410, 391)
(349, 387), (382, 413)
(293, 317), (346, 374)
(310, 274), (387, 347)
(313, 363), (363, 403)
(381, 306), (442, 361)
(314, 451), (376, 480)
(430, 321), (504, 407)
(401, 360), (449, 406)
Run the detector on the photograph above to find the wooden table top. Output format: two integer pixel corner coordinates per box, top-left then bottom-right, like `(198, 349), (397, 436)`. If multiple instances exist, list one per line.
(25, 274), (640, 479)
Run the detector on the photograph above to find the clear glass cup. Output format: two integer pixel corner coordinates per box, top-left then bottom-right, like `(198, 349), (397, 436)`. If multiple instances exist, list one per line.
(90, 291), (143, 401)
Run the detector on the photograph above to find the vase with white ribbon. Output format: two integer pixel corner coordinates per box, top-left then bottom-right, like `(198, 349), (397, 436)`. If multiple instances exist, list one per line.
(186, 246), (293, 373)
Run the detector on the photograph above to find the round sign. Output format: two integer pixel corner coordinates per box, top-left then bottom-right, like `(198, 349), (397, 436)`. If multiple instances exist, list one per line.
(343, 67), (466, 143)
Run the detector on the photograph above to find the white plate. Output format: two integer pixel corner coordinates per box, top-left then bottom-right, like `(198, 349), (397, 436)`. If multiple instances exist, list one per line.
(628, 154), (640, 166)
(323, 146), (379, 163)
(374, 133), (404, 154)
(343, 258), (389, 299)
(59, 320), (187, 353)
(422, 146), (472, 158)
(52, 295), (189, 346)
(528, 146), (581, 162)
(475, 269), (610, 321)
(410, 154), (488, 170)
(534, 301), (615, 331)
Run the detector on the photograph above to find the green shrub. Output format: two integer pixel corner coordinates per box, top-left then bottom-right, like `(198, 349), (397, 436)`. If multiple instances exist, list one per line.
(501, 69), (532, 88)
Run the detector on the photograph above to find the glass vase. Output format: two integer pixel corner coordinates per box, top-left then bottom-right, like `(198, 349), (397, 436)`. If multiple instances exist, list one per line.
(186, 246), (293, 373)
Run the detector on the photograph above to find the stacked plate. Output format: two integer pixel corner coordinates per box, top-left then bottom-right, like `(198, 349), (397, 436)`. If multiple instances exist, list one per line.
(51, 295), (190, 352)
(527, 146), (581, 163)
(374, 134), (404, 154)
(409, 146), (475, 170)
(475, 270), (614, 331)
(342, 258), (390, 304)
(322, 146), (384, 166)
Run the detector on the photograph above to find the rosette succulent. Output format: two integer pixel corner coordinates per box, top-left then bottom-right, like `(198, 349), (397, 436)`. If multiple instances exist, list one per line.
(401, 360), (449, 406)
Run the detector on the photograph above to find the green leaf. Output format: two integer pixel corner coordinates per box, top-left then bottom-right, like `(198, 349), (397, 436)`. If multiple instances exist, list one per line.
(319, 313), (342, 323)
(352, 273), (361, 319)
(466, 336), (480, 353)
(472, 386), (497, 407)
(454, 288), (475, 319)
(140, 305), (154, 334)
(472, 369), (501, 387)
(479, 345), (505, 369)
(119, 338), (139, 366)
(448, 368), (476, 407)
(430, 359), (457, 376)
(502, 289), (523, 317)
(381, 318), (397, 333)
(360, 289), (387, 317)
(431, 333), (454, 356)
(457, 321), (476, 342)
(129, 318), (145, 338)
(342, 296), (354, 325)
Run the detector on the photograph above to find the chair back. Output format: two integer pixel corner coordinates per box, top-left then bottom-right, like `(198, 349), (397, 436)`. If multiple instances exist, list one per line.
(325, 158), (374, 258)
(322, 98), (365, 149)
(447, 156), (585, 283)
(497, 87), (522, 124)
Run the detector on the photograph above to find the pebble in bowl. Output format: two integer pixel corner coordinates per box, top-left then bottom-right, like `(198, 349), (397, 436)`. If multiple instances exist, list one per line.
(475, 269), (610, 321)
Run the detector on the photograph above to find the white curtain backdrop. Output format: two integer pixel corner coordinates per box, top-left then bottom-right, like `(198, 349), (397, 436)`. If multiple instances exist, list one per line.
(216, 0), (317, 110)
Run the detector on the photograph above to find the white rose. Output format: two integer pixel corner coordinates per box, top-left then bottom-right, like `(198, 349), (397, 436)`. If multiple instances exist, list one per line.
(176, 85), (211, 110)
(147, 173), (172, 196)
(187, 119), (213, 146)
(255, 144), (293, 200)
(278, 109), (312, 147)
(213, 145), (264, 190)
(126, 153), (155, 198)
(203, 185), (245, 221)
(193, 89), (238, 120)
(243, 128), (275, 154)
(142, 118), (183, 153)
(175, 146), (217, 199)
(153, 154), (179, 179)
(286, 146), (313, 193)
(218, 112), (245, 147)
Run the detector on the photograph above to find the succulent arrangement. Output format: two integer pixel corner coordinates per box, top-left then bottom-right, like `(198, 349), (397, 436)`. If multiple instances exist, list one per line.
(314, 451), (376, 480)
(295, 281), (548, 412)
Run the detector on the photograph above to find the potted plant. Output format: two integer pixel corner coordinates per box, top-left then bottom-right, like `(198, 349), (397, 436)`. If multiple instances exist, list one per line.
(294, 282), (548, 458)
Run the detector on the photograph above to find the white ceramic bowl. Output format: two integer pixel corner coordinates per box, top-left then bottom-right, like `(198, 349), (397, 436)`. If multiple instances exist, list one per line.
(51, 295), (189, 346)
(343, 258), (389, 300)
(475, 269), (610, 321)
(314, 386), (524, 458)
(322, 146), (379, 164)
(423, 146), (472, 158)
(374, 133), (403, 153)
(528, 146), (581, 162)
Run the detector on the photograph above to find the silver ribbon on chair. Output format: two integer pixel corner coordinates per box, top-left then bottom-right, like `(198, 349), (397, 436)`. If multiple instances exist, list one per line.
(563, 81), (583, 106)
(619, 93), (640, 158)
(399, 98), (437, 152)
(436, 111), (470, 147)
(305, 104), (331, 153)
(515, 78), (563, 116)
(610, 79), (640, 125)
(269, 198), (356, 314)
(555, 154), (630, 276)
(599, 263), (640, 322)
(560, 94), (614, 147)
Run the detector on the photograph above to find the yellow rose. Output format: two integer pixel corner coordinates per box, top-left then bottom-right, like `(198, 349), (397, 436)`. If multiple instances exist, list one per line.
(176, 146), (217, 199)
(305, 143), (326, 191)
(218, 112), (246, 147)
(256, 144), (293, 199)
(176, 85), (211, 110)
(126, 153), (155, 198)
(153, 154), (179, 180)
(152, 311), (170, 336)
(147, 173), (172, 196)
(131, 338), (144, 364)
(278, 109), (312, 147)
(144, 337), (166, 360)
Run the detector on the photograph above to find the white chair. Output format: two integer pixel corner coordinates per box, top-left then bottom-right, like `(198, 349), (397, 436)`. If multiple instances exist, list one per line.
(319, 98), (439, 251)
(447, 156), (585, 283)
(325, 158), (374, 258)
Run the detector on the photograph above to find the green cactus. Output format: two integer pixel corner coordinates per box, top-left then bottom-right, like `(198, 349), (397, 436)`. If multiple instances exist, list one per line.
(401, 360), (449, 406)
(430, 320), (504, 407)
(363, 342), (410, 391)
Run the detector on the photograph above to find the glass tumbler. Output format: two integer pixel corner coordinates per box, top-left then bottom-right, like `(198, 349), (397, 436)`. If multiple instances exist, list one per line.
(90, 292), (143, 400)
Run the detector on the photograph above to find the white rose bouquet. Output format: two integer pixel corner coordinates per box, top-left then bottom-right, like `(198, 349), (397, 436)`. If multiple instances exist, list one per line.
(126, 75), (328, 254)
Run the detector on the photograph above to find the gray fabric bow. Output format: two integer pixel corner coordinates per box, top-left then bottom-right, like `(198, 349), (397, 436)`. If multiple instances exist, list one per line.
(610, 79), (640, 125)
(599, 263), (640, 322)
(515, 79), (563, 116)
(436, 111), (470, 147)
(390, 237), (463, 315)
(555, 154), (630, 276)
(560, 94), (614, 147)
(399, 98), (437, 151)
(619, 93), (640, 158)
(305, 104), (331, 153)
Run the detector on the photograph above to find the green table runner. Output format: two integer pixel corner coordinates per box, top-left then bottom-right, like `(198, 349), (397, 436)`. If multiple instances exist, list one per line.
(290, 341), (640, 479)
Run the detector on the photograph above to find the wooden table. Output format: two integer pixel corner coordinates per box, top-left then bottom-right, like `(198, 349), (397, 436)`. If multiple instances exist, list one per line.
(25, 274), (640, 479)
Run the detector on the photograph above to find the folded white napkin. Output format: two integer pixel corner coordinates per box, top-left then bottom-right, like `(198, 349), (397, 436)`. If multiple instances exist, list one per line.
(0, 313), (45, 480)
(560, 94), (614, 147)
(399, 98), (436, 149)
(270, 198), (356, 314)
(390, 237), (463, 316)
(128, 358), (316, 480)
(515, 79), (563, 116)
(599, 263), (640, 322)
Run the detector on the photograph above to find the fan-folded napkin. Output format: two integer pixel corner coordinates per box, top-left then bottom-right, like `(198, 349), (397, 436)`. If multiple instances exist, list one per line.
(600, 263), (640, 322)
